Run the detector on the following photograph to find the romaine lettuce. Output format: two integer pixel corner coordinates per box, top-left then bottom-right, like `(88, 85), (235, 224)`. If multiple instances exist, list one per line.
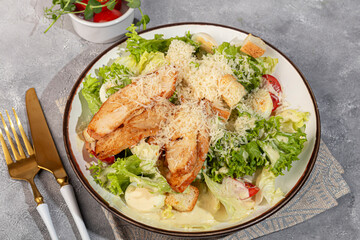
(255, 168), (284, 206)
(116, 51), (166, 75)
(125, 25), (200, 63)
(204, 174), (254, 221)
(81, 75), (103, 115)
(278, 109), (310, 133)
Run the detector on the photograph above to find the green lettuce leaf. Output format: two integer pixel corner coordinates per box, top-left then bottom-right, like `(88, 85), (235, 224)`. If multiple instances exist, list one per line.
(277, 109), (310, 133)
(81, 75), (103, 115)
(116, 51), (166, 75)
(206, 114), (308, 181)
(204, 174), (254, 221)
(90, 153), (171, 196)
(97, 63), (132, 88)
(255, 168), (284, 206)
(81, 63), (133, 114)
(125, 24), (200, 62)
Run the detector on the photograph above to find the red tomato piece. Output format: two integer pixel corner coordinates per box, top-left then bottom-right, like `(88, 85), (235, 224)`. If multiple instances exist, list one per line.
(93, 9), (122, 22)
(96, 0), (122, 12)
(89, 150), (115, 164)
(269, 92), (280, 112)
(97, 0), (109, 12)
(114, 0), (122, 10)
(263, 74), (282, 94)
(75, 0), (88, 11)
(244, 182), (260, 198)
(101, 155), (115, 164)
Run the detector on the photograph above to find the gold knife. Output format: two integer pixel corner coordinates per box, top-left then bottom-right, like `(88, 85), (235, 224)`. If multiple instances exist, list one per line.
(26, 88), (90, 240)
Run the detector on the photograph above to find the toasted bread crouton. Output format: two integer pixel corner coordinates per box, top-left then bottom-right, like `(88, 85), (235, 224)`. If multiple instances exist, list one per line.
(240, 34), (266, 58)
(165, 185), (199, 212)
(219, 74), (247, 108)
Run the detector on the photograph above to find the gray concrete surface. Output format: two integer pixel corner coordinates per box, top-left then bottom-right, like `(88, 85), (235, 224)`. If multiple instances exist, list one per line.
(0, 0), (359, 239)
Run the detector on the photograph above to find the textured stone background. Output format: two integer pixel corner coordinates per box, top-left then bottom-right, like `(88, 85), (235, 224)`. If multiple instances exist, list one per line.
(0, 0), (359, 239)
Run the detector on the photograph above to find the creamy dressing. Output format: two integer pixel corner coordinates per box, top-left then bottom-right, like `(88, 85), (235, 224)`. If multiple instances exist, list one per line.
(142, 204), (218, 229)
(125, 185), (165, 212)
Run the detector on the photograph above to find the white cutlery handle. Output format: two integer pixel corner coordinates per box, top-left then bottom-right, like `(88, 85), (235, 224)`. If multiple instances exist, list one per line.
(36, 203), (59, 240)
(60, 184), (90, 240)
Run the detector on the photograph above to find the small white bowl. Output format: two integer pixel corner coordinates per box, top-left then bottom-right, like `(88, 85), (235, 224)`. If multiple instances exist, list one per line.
(69, 4), (134, 43)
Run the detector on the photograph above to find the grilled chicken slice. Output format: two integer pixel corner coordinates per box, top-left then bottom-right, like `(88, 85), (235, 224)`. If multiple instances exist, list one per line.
(87, 65), (178, 140)
(94, 101), (173, 160)
(165, 132), (198, 176)
(165, 128), (210, 193)
(163, 101), (210, 193)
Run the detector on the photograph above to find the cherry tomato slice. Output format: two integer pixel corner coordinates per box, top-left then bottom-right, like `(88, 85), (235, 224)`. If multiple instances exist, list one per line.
(89, 150), (115, 164)
(93, 9), (122, 22)
(244, 182), (260, 198)
(263, 74), (282, 94)
(75, 0), (88, 11)
(101, 155), (115, 164)
(96, 0), (122, 12)
(269, 92), (280, 112)
(114, 0), (122, 10)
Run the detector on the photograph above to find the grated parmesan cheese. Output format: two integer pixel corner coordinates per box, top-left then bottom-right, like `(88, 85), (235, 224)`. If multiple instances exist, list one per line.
(166, 40), (233, 106)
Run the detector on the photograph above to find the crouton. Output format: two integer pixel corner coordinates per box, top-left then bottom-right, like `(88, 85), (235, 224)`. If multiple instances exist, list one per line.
(165, 185), (199, 212)
(218, 74), (247, 108)
(240, 34), (266, 58)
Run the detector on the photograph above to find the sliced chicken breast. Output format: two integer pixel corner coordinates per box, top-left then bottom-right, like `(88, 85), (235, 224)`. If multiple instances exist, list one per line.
(162, 101), (210, 193)
(94, 101), (173, 160)
(87, 65), (177, 140)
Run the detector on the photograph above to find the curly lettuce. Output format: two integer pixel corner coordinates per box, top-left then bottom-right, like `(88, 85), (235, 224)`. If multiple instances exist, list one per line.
(206, 111), (308, 182)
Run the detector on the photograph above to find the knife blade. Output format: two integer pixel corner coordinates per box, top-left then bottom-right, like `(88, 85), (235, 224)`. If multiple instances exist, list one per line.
(25, 88), (68, 186)
(25, 88), (90, 240)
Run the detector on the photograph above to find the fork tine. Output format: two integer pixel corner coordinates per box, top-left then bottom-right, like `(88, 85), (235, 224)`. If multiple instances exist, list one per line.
(12, 108), (34, 156)
(6, 110), (25, 158)
(0, 112), (20, 160)
(0, 127), (13, 165)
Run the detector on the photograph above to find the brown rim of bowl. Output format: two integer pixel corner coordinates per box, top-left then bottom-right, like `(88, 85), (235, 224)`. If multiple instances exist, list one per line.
(63, 22), (321, 238)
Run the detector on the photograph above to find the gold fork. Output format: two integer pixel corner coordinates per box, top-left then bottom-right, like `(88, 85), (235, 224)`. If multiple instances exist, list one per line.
(0, 109), (58, 240)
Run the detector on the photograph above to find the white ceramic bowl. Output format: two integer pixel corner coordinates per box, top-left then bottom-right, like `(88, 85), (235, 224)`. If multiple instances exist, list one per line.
(69, 4), (134, 43)
(63, 23), (320, 238)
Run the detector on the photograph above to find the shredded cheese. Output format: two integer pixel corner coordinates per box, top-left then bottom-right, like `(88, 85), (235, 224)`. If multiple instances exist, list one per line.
(166, 40), (233, 106)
